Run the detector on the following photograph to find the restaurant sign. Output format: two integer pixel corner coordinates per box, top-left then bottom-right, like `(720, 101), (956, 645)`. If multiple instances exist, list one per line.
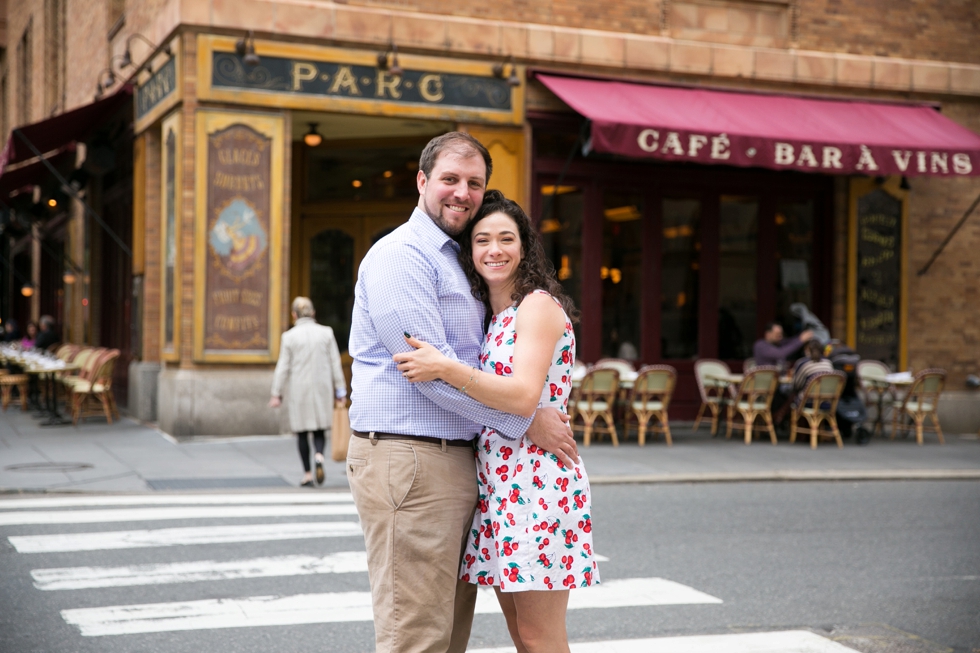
(137, 57), (177, 121)
(197, 36), (524, 125)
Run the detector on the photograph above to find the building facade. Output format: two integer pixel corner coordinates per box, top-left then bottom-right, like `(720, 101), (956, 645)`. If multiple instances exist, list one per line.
(2, 0), (978, 435)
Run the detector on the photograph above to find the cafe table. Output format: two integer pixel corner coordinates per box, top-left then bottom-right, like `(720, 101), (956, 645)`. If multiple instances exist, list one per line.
(1, 347), (79, 426)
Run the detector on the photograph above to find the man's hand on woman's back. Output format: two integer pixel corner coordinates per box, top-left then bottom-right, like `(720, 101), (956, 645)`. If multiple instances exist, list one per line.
(525, 407), (580, 469)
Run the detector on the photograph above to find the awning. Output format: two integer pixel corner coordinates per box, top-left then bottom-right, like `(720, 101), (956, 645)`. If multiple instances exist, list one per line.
(0, 85), (132, 179)
(537, 74), (980, 177)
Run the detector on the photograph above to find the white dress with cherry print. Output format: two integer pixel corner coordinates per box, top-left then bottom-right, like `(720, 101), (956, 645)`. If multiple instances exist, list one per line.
(459, 290), (599, 593)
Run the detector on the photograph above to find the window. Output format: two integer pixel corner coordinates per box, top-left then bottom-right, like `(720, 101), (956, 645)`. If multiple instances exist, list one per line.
(718, 196), (758, 359)
(601, 191), (643, 360)
(17, 21), (33, 125)
(45, 0), (66, 116)
(661, 199), (701, 360)
(540, 184), (583, 324)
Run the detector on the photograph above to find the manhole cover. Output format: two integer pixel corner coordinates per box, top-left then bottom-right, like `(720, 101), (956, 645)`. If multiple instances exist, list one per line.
(4, 462), (94, 473)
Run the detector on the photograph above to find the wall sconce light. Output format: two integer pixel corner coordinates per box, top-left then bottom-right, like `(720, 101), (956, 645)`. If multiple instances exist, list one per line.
(63, 271), (77, 285)
(558, 255), (572, 281)
(492, 56), (521, 87)
(377, 43), (403, 77)
(120, 33), (172, 69)
(94, 68), (116, 99)
(303, 123), (322, 148)
(21, 283), (34, 298)
(235, 30), (260, 66)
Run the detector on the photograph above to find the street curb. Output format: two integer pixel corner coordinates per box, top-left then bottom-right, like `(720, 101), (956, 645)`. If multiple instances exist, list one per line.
(588, 469), (980, 484)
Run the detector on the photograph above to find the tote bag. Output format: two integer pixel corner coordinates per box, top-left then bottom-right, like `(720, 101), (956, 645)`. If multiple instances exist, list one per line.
(330, 404), (351, 462)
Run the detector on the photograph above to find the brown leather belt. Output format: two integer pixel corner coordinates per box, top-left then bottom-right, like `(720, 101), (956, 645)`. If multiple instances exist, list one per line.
(351, 430), (474, 448)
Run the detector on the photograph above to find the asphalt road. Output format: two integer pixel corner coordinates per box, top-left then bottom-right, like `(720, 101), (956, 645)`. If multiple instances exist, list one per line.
(0, 481), (977, 653)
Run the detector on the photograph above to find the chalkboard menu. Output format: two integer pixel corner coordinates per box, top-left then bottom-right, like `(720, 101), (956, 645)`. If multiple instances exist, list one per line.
(855, 188), (902, 368)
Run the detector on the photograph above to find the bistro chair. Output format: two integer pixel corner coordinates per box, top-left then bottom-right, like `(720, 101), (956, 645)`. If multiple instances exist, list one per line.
(62, 347), (106, 410)
(594, 358), (636, 376)
(726, 366), (779, 445)
(625, 365), (677, 446)
(568, 367), (620, 447)
(70, 349), (121, 425)
(891, 369), (945, 445)
(856, 360), (892, 436)
(0, 373), (30, 411)
(693, 359), (733, 435)
(743, 357), (756, 372)
(789, 371), (846, 449)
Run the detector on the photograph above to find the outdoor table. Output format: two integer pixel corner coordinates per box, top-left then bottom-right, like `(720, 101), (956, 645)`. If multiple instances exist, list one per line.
(33, 362), (80, 426)
(872, 372), (915, 437)
(1, 347), (79, 427)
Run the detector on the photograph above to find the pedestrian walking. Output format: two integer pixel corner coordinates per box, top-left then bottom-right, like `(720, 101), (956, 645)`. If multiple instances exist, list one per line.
(270, 297), (346, 487)
(347, 132), (577, 653)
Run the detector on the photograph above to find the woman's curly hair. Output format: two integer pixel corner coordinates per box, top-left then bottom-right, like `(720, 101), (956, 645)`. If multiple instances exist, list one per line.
(458, 189), (579, 325)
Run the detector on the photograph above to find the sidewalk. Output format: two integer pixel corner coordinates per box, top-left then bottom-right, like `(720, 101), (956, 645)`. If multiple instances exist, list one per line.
(1, 408), (978, 493)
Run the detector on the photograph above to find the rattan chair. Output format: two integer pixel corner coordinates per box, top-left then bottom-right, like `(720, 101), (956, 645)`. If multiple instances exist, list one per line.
(0, 373), (29, 411)
(726, 366), (779, 445)
(856, 360), (892, 436)
(569, 367), (620, 447)
(625, 365), (676, 446)
(69, 349), (120, 424)
(891, 369), (945, 445)
(789, 371), (846, 449)
(693, 359), (733, 435)
(593, 358), (636, 376)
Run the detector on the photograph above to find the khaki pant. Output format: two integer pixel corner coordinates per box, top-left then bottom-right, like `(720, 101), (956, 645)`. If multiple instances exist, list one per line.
(347, 435), (479, 653)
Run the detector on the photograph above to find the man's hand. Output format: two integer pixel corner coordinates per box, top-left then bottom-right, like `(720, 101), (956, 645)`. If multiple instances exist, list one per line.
(268, 396), (281, 408)
(525, 407), (579, 469)
(799, 329), (815, 342)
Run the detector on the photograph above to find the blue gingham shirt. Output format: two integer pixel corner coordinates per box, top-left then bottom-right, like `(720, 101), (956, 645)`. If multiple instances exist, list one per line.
(348, 208), (533, 441)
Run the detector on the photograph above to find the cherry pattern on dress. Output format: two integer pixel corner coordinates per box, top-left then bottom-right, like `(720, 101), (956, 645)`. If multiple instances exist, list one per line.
(459, 290), (599, 592)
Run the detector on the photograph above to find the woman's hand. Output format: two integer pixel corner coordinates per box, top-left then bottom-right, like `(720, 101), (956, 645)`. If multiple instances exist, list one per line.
(393, 335), (449, 383)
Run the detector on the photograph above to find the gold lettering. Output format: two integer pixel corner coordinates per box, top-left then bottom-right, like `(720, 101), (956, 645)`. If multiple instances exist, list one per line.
(240, 289), (263, 307)
(418, 74), (444, 102)
(860, 227), (895, 249)
(217, 149), (261, 166)
(859, 311), (895, 331)
(214, 314), (262, 332)
(860, 250), (894, 267)
(859, 287), (895, 309)
(212, 289), (240, 306)
(375, 70), (403, 99)
(862, 213), (897, 228)
(292, 62), (319, 91)
(329, 65), (362, 95)
(212, 172), (266, 191)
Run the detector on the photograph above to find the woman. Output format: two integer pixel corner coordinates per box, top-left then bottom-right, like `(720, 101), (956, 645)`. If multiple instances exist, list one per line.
(21, 321), (38, 349)
(270, 297), (347, 487)
(394, 190), (597, 653)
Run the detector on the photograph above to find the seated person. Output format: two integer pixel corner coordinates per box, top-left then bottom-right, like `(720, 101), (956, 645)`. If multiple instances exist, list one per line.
(791, 340), (835, 399)
(34, 315), (59, 351)
(21, 321), (38, 349)
(753, 322), (814, 369)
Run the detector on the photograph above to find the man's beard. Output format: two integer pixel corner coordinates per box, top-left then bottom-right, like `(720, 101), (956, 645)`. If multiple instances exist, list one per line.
(424, 198), (469, 237)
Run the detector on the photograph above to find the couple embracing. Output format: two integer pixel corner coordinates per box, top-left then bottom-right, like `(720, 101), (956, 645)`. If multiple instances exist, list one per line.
(347, 132), (598, 653)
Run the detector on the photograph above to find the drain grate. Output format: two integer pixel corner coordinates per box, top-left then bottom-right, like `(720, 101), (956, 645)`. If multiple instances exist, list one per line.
(146, 477), (291, 490)
(4, 462), (94, 473)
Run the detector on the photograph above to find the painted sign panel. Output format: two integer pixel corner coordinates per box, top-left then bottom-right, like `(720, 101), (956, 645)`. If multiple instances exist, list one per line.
(160, 111), (180, 358)
(194, 110), (284, 363)
(855, 188), (902, 369)
(137, 58), (177, 121)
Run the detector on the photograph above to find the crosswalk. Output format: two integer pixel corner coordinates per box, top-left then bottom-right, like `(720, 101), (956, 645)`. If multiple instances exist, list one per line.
(0, 492), (859, 651)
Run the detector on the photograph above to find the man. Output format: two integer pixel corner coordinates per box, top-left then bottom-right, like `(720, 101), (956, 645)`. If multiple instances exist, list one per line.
(269, 297), (346, 487)
(753, 322), (814, 369)
(347, 132), (578, 653)
(34, 316), (59, 351)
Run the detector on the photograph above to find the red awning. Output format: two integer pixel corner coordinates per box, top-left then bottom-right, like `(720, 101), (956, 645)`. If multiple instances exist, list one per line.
(0, 85), (132, 178)
(537, 74), (980, 177)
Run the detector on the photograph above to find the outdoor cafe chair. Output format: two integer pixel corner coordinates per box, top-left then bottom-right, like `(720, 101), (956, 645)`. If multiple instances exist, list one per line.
(70, 349), (121, 425)
(594, 358), (636, 376)
(625, 365), (676, 446)
(743, 357), (756, 372)
(0, 372), (29, 412)
(789, 371), (846, 449)
(891, 368), (945, 445)
(857, 359), (893, 436)
(693, 359), (733, 435)
(725, 366), (779, 445)
(569, 367), (620, 447)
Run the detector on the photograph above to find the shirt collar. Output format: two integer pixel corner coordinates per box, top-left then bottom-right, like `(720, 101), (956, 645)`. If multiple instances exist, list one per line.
(410, 207), (460, 252)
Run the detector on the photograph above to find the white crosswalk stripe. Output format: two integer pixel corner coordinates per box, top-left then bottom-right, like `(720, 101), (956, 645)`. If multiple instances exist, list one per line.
(0, 492), (856, 652)
(61, 578), (721, 636)
(469, 631), (859, 653)
(9, 521), (363, 553)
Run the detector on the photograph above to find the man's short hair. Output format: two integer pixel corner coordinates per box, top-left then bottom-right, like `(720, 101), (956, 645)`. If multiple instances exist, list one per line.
(291, 297), (315, 318)
(418, 132), (492, 184)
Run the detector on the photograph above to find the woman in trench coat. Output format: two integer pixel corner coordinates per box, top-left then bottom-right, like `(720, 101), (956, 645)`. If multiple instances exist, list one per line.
(270, 297), (347, 486)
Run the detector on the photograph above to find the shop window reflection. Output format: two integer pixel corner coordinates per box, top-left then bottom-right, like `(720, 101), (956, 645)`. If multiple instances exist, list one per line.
(775, 200), (814, 334)
(539, 185), (582, 340)
(602, 192), (642, 361)
(661, 199), (701, 359)
(309, 229), (354, 350)
(718, 196), (758, 359)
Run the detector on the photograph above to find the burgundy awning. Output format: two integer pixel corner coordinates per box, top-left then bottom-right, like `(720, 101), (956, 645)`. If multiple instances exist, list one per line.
(537, 74), (980, 177)
(0, 85), (132, 178)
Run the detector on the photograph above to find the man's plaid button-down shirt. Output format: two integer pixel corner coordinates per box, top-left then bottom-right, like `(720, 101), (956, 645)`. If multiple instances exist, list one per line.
(348, 207), (532, 441)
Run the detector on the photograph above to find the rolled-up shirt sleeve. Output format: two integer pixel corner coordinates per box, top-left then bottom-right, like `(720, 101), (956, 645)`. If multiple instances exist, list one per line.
(363, 241), (532, 439)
